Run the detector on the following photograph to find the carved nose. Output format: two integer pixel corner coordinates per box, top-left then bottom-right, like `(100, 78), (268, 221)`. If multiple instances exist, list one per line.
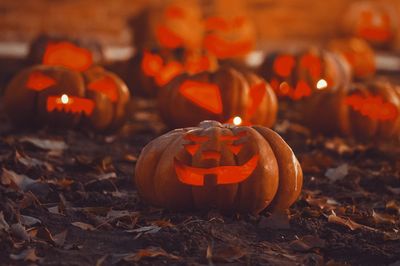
(202, 150), (221, 160)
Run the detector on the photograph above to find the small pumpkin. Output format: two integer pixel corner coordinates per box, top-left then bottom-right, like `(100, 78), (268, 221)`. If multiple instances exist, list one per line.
(27, 34), (104, 71)
(158, 66), (278, 128)
(134, 120), (303, 214)
(302, 80), (400, 140)
(327, 38), (376, 79)
(258, 48), (352, 101)
(4, 65), (130, 131)
(342, 1), (398, 49)
(203, 15), (256, 59)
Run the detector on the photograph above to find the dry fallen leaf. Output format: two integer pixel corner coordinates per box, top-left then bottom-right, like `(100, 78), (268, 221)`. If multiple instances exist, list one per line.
(15, 151), (53, 171)
(289, 235), (326, 252)
(20, 137), (68, 151)
(1, 168), (37, 191)
(20, 215), (41, 227)
(386, 200), (400, 214)
(71, 222), (96, 231)
(10, 223), (30, 241)
(328, 211), (377, 232)
(10, 248), (42, 262)
(325, 164), (349, 183)
(123, 247), (180, 262)
(372, 210), (396, 225)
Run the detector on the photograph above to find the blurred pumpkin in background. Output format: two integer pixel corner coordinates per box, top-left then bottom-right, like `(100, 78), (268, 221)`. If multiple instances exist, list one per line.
(302, 80), (400, 141)
(4, 65), (130, 132)
(130, 0), (204, 52)
(158, 66), (277, 128)
(342, 1), (398, 49)
(27, 34), (104, 70)
(327, 37), (376, 80)
(258, 48), (352, 101)
(134, 120), (303, 214)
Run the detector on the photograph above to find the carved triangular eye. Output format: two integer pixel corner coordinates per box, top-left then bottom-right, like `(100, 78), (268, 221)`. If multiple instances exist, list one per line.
(26, 72), (56, 91)
(43, 42), (93, 72)
(299, 54), (322, 79)
(88, 76), (119, 102)
(273, 55), (295, 77)
(179, 80), (223, 114)
(141, 51), (163, 77)
(155, 61), (184, 86)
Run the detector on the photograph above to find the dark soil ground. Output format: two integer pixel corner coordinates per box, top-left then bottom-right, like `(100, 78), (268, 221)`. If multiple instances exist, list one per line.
(0, 79), (399, 266)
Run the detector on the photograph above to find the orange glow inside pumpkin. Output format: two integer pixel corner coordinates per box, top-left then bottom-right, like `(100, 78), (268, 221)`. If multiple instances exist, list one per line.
(47, 94), (95, 115)
(87, 76), (119, 102)
(356, 10), (392, 42)
(179, 80), (223, 114)
(43, 42), (93, 72)
(156, 25), (184, 49)
(141, 51), (184, 86)
(204, 34), (253, 59)
(273, 55), (296, 77)
(246, 82), (267, 118)
(185, 55), (212, 75)
(26, 72), (56, 91)
(345, 94), (398, 121)
(175, 131), (257, 186)
(154, 61), (184, 86)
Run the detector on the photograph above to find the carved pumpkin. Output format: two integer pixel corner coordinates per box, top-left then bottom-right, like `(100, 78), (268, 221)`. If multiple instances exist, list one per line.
(131, 49), (217, 98)
(130, 1), (204, 51)
(134, 120), (303, 214)
(302, 80), (400, 140)
(342, 1), (398, 48)
(328, 38), (376, 79)
(27, 35), (103, 71)
(204, 15), (256, 59)
(158, 67), (278, 128)
(258, 48), (352, 101)
(4, 65), (130, 131)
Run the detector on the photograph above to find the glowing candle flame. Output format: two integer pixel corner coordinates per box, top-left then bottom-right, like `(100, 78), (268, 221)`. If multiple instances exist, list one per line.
(316, 79), (328, 90)
(233, 116), (242, 125)
(61, 94), (69, 104)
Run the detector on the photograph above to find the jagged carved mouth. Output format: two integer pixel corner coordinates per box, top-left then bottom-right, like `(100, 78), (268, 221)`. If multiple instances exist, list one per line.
(46, 94), (95, 115)
(174, 154), (259, 186)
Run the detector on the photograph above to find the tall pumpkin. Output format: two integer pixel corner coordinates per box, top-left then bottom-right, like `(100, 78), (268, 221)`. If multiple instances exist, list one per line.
(158, 67), (277, 128)
(134, 120), (303, 214)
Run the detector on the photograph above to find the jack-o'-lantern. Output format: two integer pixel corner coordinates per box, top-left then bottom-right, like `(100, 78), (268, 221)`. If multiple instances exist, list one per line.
(328, 38), (376, 79)
(203, 15), (256, 59)
(27, 35), (103, 71)
(4, 65), (130, 132)
(134, 120), (303, 214)
(302, 80), (400, 140)
(342, 1), (398, 48)
(131, 49), (217, 98)
(258, 48), (352, 101)
(158, 67), (277, 128)
(130, 1), (204, 51)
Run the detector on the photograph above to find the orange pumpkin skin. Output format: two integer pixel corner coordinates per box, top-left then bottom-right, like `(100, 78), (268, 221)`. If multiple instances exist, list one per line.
(327, 38), (375, 80)
(258, 48), (352, 101)
(342, 1), (398, 49)
(302, 80), (400, 140)
(134, 120), (303, 214)
(4, 65), (130, 132)
(157, 67), (277, 128)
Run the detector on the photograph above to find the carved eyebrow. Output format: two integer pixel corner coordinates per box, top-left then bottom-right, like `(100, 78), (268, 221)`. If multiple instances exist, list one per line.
(26, 71), (56, 91)
(184, 134), (209, 143)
